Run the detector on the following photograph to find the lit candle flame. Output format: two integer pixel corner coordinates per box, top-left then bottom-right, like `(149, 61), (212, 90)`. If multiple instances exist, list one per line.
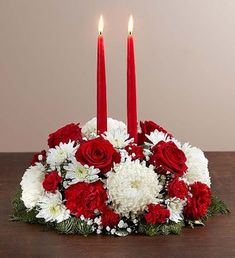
(98, 15), (104, 35)
(128, 15), (133, 35)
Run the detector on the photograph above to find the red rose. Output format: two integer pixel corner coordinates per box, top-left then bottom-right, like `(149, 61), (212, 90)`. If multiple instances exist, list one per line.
(125, 144), (145, 161)
(138, 120), (172, 145)
(31, 150), (46, 166)
(42, 171), (62, 192)
(75, 137), (121, 174)
(144, 204), (170, 224)
(48, 123), (82, 148)
(65, 181), (107, 218)
(101, 208), (120, 227)
(168, 178), (188, 200)
(184, 182), (211, 220)
(149, 141), (187, 176)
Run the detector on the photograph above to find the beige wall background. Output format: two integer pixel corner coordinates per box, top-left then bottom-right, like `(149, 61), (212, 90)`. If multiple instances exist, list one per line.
(0, 0), (235, 152)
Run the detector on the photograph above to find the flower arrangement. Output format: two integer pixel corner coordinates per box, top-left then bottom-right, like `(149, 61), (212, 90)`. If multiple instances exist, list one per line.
(11, 118), (229, 236)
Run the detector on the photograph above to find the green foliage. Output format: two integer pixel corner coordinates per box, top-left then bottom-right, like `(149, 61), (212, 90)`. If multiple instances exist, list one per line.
(55, 217), (78, 234)
(138, 221), (184, 236)
(166, 221), (185, 234)
(10, 188), (45, 224)
(75, 220), (93, 236)
(10, 189), (229, 236)
(138, 223), (160, 236)
(205, 195), (230, 218)
(55, 217), (93, 236)
(11, 188), (26, 216)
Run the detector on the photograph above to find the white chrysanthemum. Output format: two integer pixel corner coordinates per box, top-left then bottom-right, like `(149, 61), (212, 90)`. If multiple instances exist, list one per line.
(106, 160), (162, 217)
(107, 118), (127, 131)
(47, 140), (78, 169)
(20, 165), (45, 209)
(119, 149), (129, 163)
(35, 162), (46, 172)
(145, 129), (181, 148)
(171, 138), (182, 149)
(36, 191), (70, 223)
(104, 128), (133, 148)
(64, 161), (100, 187)
(182, 143), (211, 187)
(166, 197), (185, 223)
(146, 129), (171, 145)
(82, 117), (127, 139)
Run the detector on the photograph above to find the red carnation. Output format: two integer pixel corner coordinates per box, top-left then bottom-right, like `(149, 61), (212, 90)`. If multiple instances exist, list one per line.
(75, 137), (121, 174)
(101, 208), (120, 227)
(31, 150), (46, 166)
(144, 204), (170, 224)
(65, 181), (107, 218)
(125, 144), (145, 161)
(48, 123), (82, 148)
(168, 178), (188, 200)
(149, 141), (187, 176)
(42, 171), (62, 192)
(138, 120), (172, 145)
(184, 182), (211, 220)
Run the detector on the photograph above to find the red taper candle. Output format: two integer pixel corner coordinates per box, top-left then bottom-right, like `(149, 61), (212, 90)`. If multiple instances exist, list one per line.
(97, 15), (107, 134)
(127, 15), (137, 142)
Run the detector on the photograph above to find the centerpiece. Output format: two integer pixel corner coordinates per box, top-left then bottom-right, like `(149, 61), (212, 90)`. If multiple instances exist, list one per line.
(11, 16), (229, 236)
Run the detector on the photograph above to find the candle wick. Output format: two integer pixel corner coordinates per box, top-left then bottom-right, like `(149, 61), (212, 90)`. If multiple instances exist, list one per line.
(99, 31), (102, 36)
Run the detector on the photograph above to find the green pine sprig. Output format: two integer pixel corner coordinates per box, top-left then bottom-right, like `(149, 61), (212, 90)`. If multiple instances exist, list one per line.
(202, 195), (230, 220)
(10, 188), (45, 224)
(138, 221), (184, 236)
(55, 217), (93, 235)
(10, 188), (229, 236)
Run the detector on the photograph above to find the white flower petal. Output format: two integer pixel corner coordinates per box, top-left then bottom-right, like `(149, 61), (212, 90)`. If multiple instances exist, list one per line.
(82, 117), (127, 139)
(166, 197), (185, 223)
(36, 191), (70, 223)
(64, 161), (100, 187)
(182, 143), (211, 187)
(103, 128), (132, 148)
(146, 129), (171, 146)
(47, 140), (78, 169)
(106, 160), (162, 217)
(20, 165), (45, 209)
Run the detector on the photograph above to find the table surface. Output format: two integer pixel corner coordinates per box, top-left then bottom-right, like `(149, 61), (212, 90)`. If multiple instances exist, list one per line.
(0, 152), (234, 258)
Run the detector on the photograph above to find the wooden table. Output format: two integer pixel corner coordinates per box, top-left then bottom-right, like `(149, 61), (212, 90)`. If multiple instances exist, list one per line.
(0, 152), (234, 258)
